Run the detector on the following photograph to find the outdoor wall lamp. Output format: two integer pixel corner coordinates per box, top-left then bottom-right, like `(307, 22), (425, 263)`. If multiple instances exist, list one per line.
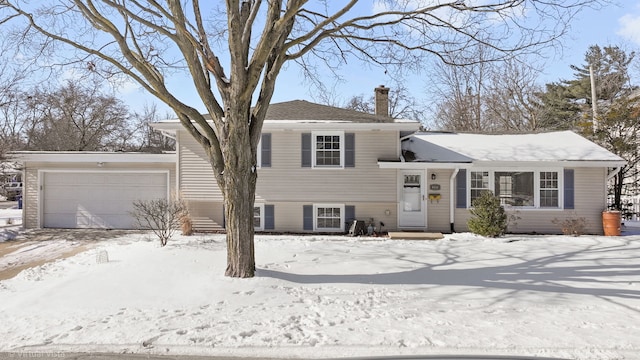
(431, 173), (436, 180)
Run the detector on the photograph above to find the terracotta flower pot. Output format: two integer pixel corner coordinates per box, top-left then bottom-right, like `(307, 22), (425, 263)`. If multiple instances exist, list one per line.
(602, 210), (621, 236)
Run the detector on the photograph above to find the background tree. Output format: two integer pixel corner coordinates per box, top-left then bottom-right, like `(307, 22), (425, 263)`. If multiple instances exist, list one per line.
(0, 1), (608, 278)
(593, 96), (640, 215)
(541, 45), (639, 212)
(430, 52), (492, 132)
(24, 82), (132, 151)
(343, 81), (425, 121)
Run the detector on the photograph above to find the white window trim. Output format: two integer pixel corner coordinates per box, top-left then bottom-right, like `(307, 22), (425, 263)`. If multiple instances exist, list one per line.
(311, 131), (345, 169)
(256, 137), (262, 169)
(313, 203), (345, 232)
(254, 203), (265, 231)
(467, 168), (564, 210)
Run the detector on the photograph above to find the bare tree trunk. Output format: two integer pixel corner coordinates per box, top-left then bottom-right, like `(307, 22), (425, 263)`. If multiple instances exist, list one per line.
(219, 106), (258, 278)
(223, 175), (256, 277)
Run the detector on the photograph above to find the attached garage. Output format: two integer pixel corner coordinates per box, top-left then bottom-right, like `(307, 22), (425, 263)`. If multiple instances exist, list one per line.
(42, 171), (169, 229)
(16, 152), (176, 229)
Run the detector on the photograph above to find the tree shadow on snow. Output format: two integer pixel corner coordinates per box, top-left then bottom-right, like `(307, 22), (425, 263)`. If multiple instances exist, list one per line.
(257, 239), (640, 306)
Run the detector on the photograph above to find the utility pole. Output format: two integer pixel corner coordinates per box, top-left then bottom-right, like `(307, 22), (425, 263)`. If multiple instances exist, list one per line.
(590, 65), (598, 131)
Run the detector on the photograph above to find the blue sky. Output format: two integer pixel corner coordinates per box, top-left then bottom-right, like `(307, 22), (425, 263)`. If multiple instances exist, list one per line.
(118, 1), (640, 119)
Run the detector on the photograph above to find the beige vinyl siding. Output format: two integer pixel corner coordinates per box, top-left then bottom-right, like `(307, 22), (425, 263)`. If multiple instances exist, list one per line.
(267, 201), (397, 232)
(22, 161), (176, 229)
(177, 129), (401, 232)
(454, 167), (607, 234)
(178, 129), (400, 203)
(426, 169), (453, 233)
(178, 132), (223, 201)
(256, 130), (398, 203)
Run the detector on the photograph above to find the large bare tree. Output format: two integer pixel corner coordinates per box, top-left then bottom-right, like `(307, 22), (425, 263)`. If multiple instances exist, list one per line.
(0, 1), (607, 277)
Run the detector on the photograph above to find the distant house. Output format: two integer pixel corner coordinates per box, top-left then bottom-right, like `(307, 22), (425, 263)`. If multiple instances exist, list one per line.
(15, 86), (625, 234)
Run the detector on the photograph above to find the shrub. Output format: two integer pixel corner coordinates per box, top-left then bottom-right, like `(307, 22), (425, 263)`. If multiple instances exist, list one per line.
(467, 191), (508, 237)
(130, 198), (187, 246)
(552, 215), (588, 236)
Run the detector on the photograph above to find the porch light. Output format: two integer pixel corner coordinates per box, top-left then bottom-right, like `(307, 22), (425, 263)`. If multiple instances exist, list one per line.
(431, 173), (436, 180)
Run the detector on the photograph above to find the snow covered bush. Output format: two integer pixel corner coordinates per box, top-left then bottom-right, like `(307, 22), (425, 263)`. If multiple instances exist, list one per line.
(468, 191), (507, 237)
(130, 198), (188, 246)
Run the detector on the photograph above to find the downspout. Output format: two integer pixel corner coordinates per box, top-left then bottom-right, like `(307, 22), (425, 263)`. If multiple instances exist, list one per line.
(449, 168), (459, 233)
(607, 166), (622, 182)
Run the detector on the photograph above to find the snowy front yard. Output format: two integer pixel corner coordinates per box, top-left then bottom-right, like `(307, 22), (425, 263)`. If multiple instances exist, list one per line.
(0, 231), (639, 359)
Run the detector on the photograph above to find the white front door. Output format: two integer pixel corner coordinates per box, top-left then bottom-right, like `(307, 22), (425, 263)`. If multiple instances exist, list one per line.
(398, 171), (425, 228)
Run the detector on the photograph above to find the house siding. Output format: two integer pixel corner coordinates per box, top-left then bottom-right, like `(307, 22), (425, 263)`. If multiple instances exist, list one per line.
(452, 167), (607, 234)
(177, 129), (401, 232)
(22, 161), (176, 229)
(426, 169), (453, 233)
(177, 132), (223, 201)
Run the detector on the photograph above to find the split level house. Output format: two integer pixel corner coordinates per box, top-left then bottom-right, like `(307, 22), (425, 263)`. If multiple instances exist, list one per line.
(16, 86), (625, 235)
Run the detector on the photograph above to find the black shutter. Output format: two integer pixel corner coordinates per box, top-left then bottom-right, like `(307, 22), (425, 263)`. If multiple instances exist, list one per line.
(261, 133), (271, 167)
(301, 133), (312, 167)
(564, 169), (575, 209)
(456, 169), (467, 208)
(345, 133), (355, 168)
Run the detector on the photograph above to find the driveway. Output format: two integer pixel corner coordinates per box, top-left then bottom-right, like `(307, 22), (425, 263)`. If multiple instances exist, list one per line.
(0, 229), (141, 281)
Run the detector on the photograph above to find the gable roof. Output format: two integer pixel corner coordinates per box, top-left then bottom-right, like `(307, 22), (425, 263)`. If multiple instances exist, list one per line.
(402, 131), (625, 165)
(263, 100), (394, 123)
(152, 99), (419, 132)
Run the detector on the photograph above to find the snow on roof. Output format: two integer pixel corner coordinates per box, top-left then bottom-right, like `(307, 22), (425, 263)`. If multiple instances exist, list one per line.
(405, 131), (625, 163)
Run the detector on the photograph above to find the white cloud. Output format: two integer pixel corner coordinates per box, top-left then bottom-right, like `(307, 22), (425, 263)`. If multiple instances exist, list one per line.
(617, 7), (640, 46)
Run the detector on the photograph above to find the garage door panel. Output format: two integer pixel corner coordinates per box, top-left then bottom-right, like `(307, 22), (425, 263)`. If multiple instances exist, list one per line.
(43, 172), (168, 229)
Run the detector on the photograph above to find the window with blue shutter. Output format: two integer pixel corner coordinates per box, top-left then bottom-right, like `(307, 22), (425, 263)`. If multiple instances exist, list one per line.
(564, 169), (575, 209)
(456, 169), (467, 208)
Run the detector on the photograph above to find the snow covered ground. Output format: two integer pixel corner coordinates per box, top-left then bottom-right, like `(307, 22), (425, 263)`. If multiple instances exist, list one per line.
(0, 208), (22, 242)
(0, 230), (639, 359)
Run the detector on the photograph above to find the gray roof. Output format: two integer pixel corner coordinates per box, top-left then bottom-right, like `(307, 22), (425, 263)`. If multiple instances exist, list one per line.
(263, 100), (393, 123)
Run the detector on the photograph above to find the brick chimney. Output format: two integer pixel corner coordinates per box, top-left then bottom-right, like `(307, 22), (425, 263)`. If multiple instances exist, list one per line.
(374, 85), (389, 117)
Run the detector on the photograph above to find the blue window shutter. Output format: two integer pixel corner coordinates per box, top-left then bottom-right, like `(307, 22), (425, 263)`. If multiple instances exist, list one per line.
(345, 133), (355, 168)
(564, 169), (575, 209)
(264, 205), (275, 230)
(301, 133), (311, 167)
(261, 133), (271, 167)
(303, 205), (313, 230)
(456, 169), (467, 208)
(345, 205), (356, 223)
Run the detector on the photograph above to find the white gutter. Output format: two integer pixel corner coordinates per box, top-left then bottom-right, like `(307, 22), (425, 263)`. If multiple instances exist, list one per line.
(449, 168), (460, 233)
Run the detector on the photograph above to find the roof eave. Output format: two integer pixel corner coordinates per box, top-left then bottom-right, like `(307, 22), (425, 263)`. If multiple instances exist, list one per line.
(151, 120), (420, 132)
(13, 151), (177, 164)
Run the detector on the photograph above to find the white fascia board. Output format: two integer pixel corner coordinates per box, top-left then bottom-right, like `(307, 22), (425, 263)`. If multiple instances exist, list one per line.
(378, 159), (627, 169)
(378, 161), (473, 169)
(470, 160), (627, 168)
(14, 152), (177, 164)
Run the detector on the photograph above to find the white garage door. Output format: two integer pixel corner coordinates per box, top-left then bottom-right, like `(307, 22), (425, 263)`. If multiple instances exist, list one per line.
(43, 172), (168, 229)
